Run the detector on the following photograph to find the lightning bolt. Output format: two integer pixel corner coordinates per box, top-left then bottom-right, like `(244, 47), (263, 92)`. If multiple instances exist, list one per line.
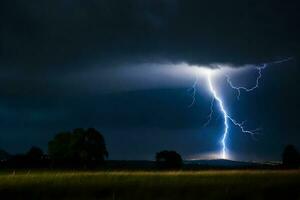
(225, 64), (266, 100)
(207, 72), (259, 159)
(203, 97), (214, 127)
(226, 58), (293, 99)
(189, 58), (293, 159)
(206, 73), (229, 159)
(187, 75), (199, 107)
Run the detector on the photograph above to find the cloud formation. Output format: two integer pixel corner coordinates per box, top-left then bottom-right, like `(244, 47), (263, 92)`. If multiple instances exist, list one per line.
(2, 0), (299, 71)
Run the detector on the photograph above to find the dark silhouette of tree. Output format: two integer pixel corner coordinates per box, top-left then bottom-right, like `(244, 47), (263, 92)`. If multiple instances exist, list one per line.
(26, 146), (43, 160)
(156, 150), (183, 169)
(282, 145), (300, 168)
(48, 128), (108, 165)
(77, 128), (109, 161)
(48, 131), (72, 160)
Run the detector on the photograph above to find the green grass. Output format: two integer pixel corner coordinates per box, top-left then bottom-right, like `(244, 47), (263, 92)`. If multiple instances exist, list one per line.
(0, 170), (300, 199)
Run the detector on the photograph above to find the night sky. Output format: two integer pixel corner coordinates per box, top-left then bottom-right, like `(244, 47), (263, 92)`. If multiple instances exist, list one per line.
(1, 0), (300, 161)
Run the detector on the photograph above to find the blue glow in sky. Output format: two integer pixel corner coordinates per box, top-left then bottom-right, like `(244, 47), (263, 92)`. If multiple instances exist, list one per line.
(189, 58), (292, 159)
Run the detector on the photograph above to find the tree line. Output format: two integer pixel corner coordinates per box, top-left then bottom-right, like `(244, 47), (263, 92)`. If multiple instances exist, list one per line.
(0, 128), (300, 169)
(0, 128), (183, 169)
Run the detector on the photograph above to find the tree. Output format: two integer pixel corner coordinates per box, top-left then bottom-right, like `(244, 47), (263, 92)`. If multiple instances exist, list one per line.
(48, 131), (72, 160)
(26, 146), (43, 160)
(282, 145), (300, 168)
(78, 128), (109, 161)
(156, 150), (183, 169)
(48, 128), (108, 163)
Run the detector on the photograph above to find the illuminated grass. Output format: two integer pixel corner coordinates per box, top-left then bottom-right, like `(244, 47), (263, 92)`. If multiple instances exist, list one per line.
(0, 170), (300, 199)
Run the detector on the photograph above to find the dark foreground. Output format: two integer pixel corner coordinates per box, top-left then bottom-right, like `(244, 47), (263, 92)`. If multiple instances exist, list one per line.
(0, 170), (300, 200)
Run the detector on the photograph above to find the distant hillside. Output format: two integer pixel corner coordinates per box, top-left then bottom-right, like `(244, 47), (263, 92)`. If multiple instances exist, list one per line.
(184, 159), (278, 169)
(105, 159), (279, 170)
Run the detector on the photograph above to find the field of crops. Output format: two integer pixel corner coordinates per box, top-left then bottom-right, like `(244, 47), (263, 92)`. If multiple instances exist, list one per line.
(0, 170), (300, 199)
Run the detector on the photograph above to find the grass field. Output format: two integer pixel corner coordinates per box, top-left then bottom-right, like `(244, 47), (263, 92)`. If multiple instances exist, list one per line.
(0, 170), (300, 199)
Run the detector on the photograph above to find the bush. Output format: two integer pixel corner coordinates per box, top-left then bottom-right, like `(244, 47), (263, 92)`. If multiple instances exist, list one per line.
(156, 150), (182, 169)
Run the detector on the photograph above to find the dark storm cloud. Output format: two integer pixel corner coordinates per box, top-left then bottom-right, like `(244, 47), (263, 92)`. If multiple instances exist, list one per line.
(2, 0), (299, 71)
(2, 0), (299, 97)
